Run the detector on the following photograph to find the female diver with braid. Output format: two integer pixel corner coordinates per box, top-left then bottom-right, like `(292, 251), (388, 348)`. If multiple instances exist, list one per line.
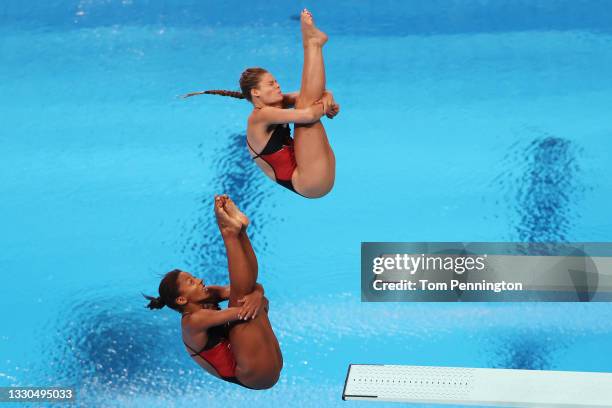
(144, 195), (283, 389)
(183, 9), (339, 198)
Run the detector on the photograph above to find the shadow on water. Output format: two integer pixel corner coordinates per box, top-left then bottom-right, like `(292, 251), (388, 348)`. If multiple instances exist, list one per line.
(47, 295), (189, 399)
(489, 334), (564, 370)
(46, 295), (241, 407)
(180, 132), (275, 282)
(494, 132), (585, 242)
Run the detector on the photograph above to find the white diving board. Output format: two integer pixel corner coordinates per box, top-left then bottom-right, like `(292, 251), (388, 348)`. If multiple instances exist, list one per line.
(342, 365), (612, 407)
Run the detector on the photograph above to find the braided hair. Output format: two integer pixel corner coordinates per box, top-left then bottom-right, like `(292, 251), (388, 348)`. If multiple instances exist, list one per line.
(181, 67), (268, 102)
(182, 90), (245, 99)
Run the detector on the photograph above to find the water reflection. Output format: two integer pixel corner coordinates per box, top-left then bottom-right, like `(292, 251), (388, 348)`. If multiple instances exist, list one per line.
(496, 133), (584, 242)
(490, 334), (563, 370)
(49, 296), (180, 395)
(46, 293), (245, 406)
(181, 132), (274, 282)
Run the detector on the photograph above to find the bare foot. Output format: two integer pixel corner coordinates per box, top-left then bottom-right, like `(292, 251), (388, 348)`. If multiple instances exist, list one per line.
(221, 194), (250, 230)
(214, 195), (242, 236)
(300, 9), (328, 47)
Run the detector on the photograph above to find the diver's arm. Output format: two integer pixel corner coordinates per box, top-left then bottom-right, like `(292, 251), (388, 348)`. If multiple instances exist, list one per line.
(254, 102), (325, 125)
(240, 282), (264, 298)
(253, 283), (264, 296)
(282, 92), (299, 108)
(235, 283), (265, 319)
(262, 296), (269, 313)
(184, 307), (242, 331)
(283, 90), (334, 108)
(218, 283), (262, 299)
(321, 90), (340, 118)
(321, 89), (334, 100)
(205, 285), (230, 302)
(206, 283), (263, 304)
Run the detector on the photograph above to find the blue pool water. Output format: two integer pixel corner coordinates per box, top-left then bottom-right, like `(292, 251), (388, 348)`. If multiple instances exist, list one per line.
(2, 1), (612, 407)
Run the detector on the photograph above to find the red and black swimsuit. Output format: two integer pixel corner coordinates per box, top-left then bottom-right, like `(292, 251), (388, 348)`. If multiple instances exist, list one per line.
(247, 123), (299, 194)
(182, 315), (252, 388)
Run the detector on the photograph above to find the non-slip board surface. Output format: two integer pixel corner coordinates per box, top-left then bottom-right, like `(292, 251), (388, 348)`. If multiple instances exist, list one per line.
(342, 365), (612, 407)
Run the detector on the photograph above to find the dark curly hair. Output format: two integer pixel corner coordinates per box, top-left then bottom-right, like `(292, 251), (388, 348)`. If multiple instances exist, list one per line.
(142, 269), (183, 312)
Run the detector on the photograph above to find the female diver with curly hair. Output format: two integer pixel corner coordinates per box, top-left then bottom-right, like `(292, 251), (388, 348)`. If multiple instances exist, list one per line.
(183, 9), (339, 198)
(143, 195), (282, 389)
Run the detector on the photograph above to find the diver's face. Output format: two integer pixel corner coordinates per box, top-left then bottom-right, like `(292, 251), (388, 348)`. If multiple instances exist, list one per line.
(253, 73), (283, 105)
(176, 271), (209, 304)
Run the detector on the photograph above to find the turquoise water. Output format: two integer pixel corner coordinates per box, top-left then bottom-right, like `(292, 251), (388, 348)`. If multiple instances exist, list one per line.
(2, 1), (612, 407)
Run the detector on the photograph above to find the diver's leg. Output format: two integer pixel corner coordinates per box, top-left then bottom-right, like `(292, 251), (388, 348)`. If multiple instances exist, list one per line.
(215, 196), (256, 300)
(292, 10), (335, 197)
(238, 232), (258, 281)
(229, 306), (283, 389)
(221, 195), (258, 280)
(296, 20), (326, 104)
(216, 196), (281, 389)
